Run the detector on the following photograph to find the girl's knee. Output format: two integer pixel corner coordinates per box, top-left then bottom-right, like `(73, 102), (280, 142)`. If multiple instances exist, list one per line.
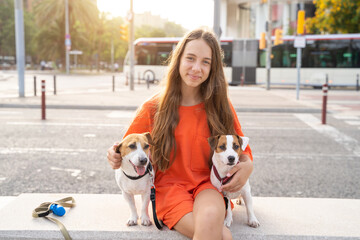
(198, 204), (224, 223)
(223, 226), (233, 240)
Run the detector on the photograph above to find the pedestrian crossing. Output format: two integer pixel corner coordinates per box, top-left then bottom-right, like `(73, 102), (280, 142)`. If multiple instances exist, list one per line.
(333, 114), (360, 130)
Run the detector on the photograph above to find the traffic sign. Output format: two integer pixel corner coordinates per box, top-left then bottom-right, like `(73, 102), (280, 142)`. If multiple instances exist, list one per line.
(294, 36), (306, 48)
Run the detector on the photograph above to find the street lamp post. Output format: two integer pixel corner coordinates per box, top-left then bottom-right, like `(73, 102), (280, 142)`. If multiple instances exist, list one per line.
(129, 0), (135, 90)
(14, 0), (25, 97)
(65, 0), (70, 74)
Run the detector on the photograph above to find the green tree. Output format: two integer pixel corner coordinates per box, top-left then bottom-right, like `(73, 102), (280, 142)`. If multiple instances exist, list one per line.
(0, 0), (37, 65)
(306, 0), (360, 34)
(33, 0), (99, 69)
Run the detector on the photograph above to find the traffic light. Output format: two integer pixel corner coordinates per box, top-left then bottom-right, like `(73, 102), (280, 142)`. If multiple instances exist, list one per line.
(274, 29), (283, 45)
(259, 32), (266, 50)
(297, 10), (305, 35)
(120, 23), (128, 41)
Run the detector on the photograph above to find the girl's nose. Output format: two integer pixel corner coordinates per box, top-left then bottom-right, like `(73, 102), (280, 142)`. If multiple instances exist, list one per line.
(192, 61), (201, 72)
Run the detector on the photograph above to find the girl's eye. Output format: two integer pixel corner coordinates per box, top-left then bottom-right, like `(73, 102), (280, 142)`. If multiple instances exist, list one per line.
(203, 60), (210, 65)
(187, 57), (194, 61)
(144, 144), (149, 150)
(129, 144), (136, 149)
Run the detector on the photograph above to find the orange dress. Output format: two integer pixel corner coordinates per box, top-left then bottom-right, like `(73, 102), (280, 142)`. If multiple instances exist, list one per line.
(123, 94), (253, 229)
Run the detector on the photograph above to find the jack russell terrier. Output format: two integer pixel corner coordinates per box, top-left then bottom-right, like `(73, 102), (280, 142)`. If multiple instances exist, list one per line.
(115, 132), (154, 226)
(208, 135), (260, 228)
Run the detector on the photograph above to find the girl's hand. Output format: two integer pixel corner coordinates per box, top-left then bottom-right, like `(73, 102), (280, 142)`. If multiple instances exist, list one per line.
(220, 154), (253, 193)
(107, 142), (122, 169)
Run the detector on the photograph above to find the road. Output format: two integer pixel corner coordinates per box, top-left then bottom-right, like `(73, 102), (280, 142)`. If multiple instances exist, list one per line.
(1, 107), (359, 199)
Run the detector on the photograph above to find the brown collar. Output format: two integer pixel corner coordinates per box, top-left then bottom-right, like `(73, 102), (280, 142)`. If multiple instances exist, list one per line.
(212, 165), (233, 185)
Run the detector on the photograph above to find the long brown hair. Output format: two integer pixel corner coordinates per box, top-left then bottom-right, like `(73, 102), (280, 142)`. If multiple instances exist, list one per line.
(151, 28), (236, 171)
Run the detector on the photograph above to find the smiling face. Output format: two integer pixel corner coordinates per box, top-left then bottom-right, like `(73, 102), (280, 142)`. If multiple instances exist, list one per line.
(179, 39), (212, 91)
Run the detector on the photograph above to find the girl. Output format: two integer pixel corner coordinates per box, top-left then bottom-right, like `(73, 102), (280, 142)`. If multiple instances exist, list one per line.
(107, 28), (253, 240)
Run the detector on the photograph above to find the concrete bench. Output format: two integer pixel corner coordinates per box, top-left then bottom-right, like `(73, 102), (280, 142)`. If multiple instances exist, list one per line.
(0, 193), (359, 239)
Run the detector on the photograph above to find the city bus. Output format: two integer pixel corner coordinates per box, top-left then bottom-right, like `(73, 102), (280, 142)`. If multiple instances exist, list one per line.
(124, 33), (360, 87)
(258, 33), (360, 87)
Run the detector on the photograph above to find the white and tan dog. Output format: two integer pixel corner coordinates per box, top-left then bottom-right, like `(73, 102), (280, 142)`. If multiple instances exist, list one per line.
(208, 135), (260, 228)
(115, 132), (154, 226)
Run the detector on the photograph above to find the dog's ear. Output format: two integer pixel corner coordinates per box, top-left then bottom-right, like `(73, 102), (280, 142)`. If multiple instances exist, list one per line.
(115, 143), (122, 154)
(143, 132), (154, 145)
(239, 136), (249, 151)
(208, 135), (220, 150)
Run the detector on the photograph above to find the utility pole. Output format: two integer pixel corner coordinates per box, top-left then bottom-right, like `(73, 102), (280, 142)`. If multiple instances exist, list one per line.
(213, 0), (221, 39)
(266, 0), (272, 90)
(129, 0), (135, 90)
(65, 0), (70, 74)
(295, 5), (305, 100)
(111, 39), (114, 72)
(14, 0), (25, 97)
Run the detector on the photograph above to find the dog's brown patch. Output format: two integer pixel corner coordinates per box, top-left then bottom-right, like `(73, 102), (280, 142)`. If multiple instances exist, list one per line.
(116, 133), (152, 157)
(232, 135), (244, 156)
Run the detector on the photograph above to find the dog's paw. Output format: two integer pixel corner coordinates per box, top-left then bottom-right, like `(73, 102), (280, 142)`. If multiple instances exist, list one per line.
(248, 217), (260, 228)
(126, 218), (138, 226)
(140, 216), (152, 226)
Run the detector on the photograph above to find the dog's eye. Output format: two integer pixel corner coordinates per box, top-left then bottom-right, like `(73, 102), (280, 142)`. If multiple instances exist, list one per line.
(144, 144), (149, 150)
(233, 144), (239, 150)
(219, 144), (226, 151)
(129, 144), (136, 149)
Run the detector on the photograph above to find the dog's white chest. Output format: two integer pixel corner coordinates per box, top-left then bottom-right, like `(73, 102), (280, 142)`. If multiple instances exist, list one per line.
(115, 169), (151, 195)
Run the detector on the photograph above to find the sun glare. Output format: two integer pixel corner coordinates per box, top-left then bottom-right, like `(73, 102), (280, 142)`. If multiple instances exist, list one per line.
(97, 0), (213, 29)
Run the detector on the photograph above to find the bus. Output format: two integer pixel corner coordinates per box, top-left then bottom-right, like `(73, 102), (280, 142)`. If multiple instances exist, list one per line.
(124, 33), (360, 87)
(258, 33), (360, 87)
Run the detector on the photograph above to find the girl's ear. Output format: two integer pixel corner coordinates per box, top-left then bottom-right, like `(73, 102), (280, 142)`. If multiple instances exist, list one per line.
(208, 135), (220, 150)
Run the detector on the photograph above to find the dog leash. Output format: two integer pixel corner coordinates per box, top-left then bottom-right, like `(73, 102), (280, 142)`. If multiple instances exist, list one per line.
(148, 165), (163, 230)
(32, 196), (76, 240)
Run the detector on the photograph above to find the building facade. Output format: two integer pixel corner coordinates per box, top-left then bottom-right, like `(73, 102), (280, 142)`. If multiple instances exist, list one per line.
(220, 0), (315, 39)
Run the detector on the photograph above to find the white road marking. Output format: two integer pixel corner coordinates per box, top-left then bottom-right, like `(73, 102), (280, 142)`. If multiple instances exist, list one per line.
(0, 111), (22, 115)
(294, 114), (360, 157)
(83, 134), (96, 138)
(50, 167), (81, 178)
(333, 115), (359, 120)
(345, 121), (360, 126)
(6, 122), (125, 127)
(0, 147), (97, 154)
(107, 111), (135, 118)
(244, 127), (311, 130)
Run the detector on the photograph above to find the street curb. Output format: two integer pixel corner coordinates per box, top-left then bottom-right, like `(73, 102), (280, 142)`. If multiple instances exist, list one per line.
(0, 103), (321, 113)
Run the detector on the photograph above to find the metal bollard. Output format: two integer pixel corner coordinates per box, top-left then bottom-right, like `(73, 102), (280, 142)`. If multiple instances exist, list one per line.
(125, 74), (129, 86)
(356, 74), (359, 91)
(53, 75), (57, 95)
(138, 72), (141, 84)
(321, 83), (328, 125)
(325, 73), (329, 85)
(34, 76), (37, 96)
(112, 75), (115, 92)
(240, 73), (244, 86)
(41, 80), (46, 120)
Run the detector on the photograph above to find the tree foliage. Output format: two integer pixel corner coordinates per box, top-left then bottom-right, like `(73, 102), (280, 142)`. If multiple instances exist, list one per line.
(306, 0), (360, 34)
(1, 0), (186, 70)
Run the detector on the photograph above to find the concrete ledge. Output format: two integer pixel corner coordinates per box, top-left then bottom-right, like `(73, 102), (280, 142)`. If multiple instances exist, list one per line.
(0, 194), (359, 239)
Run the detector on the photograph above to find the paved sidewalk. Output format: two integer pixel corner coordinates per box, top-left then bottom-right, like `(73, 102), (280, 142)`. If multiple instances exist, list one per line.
(1, 193), (359, 240)
(0, 84), (327, 113)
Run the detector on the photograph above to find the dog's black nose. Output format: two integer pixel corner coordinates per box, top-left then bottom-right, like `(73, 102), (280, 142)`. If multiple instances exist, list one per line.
(139, 157), (147, 165)
(228, 156), (235, 164)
